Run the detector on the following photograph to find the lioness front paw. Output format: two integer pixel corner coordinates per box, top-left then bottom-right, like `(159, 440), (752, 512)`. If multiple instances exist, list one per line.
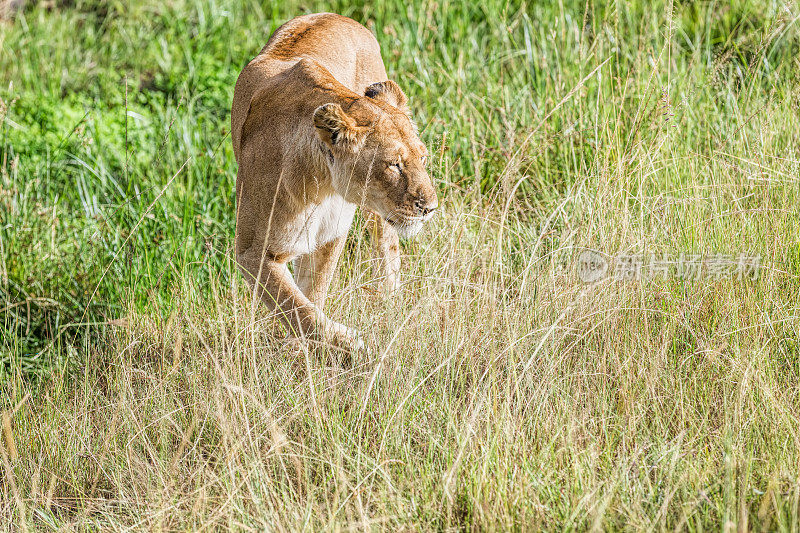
(324, 320), (367, 354)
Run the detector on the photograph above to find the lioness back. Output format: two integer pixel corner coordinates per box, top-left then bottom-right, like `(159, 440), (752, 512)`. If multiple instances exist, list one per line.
(231, 13), (388, 160)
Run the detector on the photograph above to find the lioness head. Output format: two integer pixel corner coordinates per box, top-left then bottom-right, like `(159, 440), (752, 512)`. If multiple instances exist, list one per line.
(313, 81), (438, 239)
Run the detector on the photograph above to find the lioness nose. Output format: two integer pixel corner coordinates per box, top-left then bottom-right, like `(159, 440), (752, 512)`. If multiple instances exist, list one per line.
(415, 198), (438, 217)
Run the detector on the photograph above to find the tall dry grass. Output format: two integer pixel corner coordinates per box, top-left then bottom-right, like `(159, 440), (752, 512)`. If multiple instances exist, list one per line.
(2, 0), (799, 529)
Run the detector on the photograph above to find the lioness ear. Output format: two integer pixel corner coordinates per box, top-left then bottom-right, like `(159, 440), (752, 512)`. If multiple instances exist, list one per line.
(313, 103), (367, 151)
(365, 80), (409, 111)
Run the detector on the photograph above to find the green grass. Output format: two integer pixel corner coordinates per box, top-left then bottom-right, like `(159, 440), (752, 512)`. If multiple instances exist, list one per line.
(1, 0), (800, 529)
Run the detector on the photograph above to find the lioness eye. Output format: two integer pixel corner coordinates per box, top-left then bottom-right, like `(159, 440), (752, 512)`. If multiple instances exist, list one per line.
(389, 162), (402, 171)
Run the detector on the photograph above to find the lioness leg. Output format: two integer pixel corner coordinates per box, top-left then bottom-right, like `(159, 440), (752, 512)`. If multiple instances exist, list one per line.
(292, 235), (347, 308)
(364, 210), (401, 294)
(238, 248), (363, 351)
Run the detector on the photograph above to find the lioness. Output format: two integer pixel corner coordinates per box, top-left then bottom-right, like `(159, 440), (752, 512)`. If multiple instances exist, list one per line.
(231, 13), (438, 352)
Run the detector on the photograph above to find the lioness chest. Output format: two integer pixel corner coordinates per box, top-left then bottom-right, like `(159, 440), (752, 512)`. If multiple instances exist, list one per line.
(281, 194), (356, 257)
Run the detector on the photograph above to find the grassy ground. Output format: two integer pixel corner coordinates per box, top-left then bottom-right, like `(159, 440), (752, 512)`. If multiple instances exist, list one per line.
(1, 0), (800, 529)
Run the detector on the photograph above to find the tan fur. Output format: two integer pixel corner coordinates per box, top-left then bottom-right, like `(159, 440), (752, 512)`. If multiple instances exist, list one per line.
(231, 13), (438, 353)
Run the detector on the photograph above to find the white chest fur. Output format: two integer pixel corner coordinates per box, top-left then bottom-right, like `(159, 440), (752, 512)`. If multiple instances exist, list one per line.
(283, 194), (356, 256)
